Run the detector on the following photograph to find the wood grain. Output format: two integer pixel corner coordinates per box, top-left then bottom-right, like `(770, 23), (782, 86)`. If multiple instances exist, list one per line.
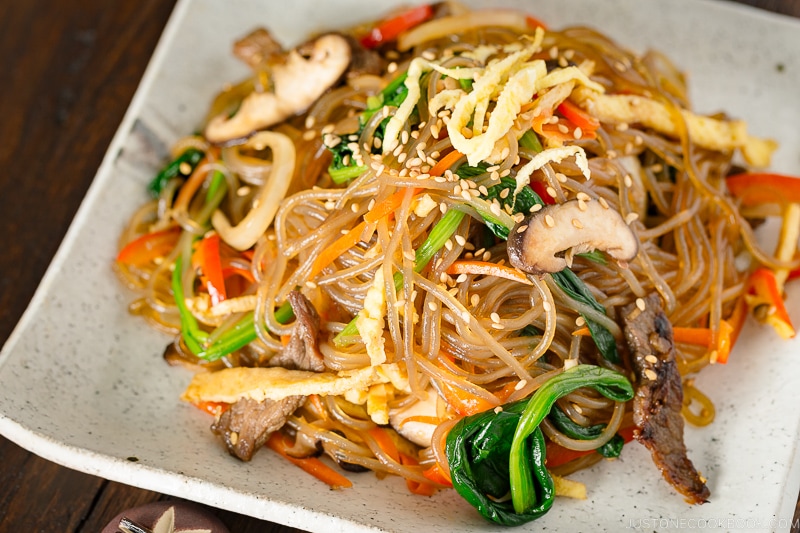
(0, 1), (798, 531)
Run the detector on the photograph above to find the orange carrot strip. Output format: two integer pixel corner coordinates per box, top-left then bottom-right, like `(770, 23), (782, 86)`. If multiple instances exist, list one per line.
(440, 381), (497, 416)
(266, 432), (352, 489)
(429, 149), (465, 178)
(399, 452), (437, 496)
(572, 326), (591, 337)
(422, 462), (453, 487)
(446, 260), (531, 285)
(672, 327), (712, 346)
(308, 220), (367, 279)
(364, 187), (423, 224)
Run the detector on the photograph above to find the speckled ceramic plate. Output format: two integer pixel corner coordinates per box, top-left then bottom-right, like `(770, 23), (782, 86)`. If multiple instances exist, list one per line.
(2, 0), (800, 531)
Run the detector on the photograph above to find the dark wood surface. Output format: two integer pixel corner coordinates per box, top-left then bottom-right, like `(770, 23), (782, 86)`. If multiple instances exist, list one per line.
(0, 0), (798, 531)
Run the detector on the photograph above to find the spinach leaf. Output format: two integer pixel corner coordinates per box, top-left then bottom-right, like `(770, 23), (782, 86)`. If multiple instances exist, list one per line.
(550, 269), (620, 364)
(147, 148), (204, 198)
(447, 365), (633, 525)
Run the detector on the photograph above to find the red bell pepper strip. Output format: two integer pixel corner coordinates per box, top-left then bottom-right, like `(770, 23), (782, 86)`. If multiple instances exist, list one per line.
(525, 15), (547, 30)
(116, 226), (181, 266)
(192, 232), (227, 306)
(529, 180), (557, 204)
(360, 4), (435, 49)
(746, 267), (796, 339)
(726, 173), (800, 207)
(556, 100), (600, 139)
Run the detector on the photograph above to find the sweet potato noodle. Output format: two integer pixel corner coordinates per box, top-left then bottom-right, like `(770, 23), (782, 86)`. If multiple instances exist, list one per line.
(114, 2), (800, 526)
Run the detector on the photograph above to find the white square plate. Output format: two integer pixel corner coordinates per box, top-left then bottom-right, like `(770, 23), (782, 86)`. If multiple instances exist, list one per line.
(2, 0), (800, 531)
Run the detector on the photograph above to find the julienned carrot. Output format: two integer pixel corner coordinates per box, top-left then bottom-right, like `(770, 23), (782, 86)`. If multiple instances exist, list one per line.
(429, 149), (465, 178)
(422, 462), (453, 487)
(672, 320), (734, 364)
(440, 380), (497, 416)
(368, 428), (438, 495)
(309, 148), (461, 278)
(545, 424), (636, 468)
(364, 187), (423, 223)
(308, 221), (367, 278)
(747, 267), (796, 339)
(572, 326), (591, 337)
(266, 432), (353, 489)
(446, 260), (531, 285)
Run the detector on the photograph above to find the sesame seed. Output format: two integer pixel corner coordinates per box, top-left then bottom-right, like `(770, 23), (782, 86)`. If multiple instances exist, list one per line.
(229, 431), (239, 445)
(573, 404), (583, 414)
(321, 124), (335, 134)
(461, 190), (472, 201)
(491, 323), (505, 330)
(572, 218), (583, 229)
(490, 312), (501, 323)
(453, 184), (462, 195)
(439, 272), (449, 283)
(460, 127), (473, 139)
(397, 152), (407, 164)
(403, 250), (416, 262)
(644, 369), (658, 381)
(544, 214), (555, 227)
(576, 192), (590, 201)
(616, 122), (629, 131)
(634, 135), (643, 146)
(650, 163), (664, 173)
(236, 185), (251, 197)
(305, 281), (318, 289)
(546, 186), (557, 198)
(324, 200), (335, 210)
(636, 297), (646, 311)
(500, 169), (511, 178)
(514, 380), (527, 391)
(470, 294), (480, 306)
(428, 301), (438, 311)
(614, 61), (626, 71)
(422, 50), (436, 60)
(530, 204), (543, 212)
(394, 299), (405, 308)
(439, 202), (448, 213)
(599, 197), (610, 209)
(388, 61), (398, 73)
(351, 203), (360, 213)
(493, 406), (503, 414)
(624, 175), (633, 188)
(555, 173), (567, 183)
(516, 224), (529, 234)
(455, 235), (467, 246)
(576, 316), (586, 326)
(456, 273), (468, 283)
(448, 287), (459, 296)
(401, 131), (409, 145)
(482, 251), (492, 261)
(444, 239), (453, 251)
(302, 129), (317, 141)
(305, 116), (316, 129)
(625, 212), (639, 224)
(499, 188), (510, 199)
(543, 301), (552, 312)
(578, 199), (588, 211)
(479, 185), (489, 195)
(645, 354), (658, 364)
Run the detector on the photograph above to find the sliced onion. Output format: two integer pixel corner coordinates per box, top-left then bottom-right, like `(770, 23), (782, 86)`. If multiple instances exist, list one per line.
(398, 10), (530, 51)
(212, 131), (296, 250)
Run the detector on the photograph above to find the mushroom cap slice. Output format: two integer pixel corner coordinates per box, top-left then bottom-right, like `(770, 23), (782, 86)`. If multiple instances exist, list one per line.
(205, 33), (352, 144)
(507, 198), (639, 275)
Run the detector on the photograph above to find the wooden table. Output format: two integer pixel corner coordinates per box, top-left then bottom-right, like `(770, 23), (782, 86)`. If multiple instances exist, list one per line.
(0, 0), (797, 531)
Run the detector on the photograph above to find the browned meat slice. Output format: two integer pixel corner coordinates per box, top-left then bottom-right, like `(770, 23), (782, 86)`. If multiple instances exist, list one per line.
(621, 293), (710, 504)
(340, 34), (385, 79)
(211, 395), (304, 461)
(233, 27), (284, 70)
(268, 290), (325, 372)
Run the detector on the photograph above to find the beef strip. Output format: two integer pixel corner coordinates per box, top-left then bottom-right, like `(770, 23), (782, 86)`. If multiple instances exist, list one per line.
(212, 291), (325, 461)
(211, 395), (304, 461)
(340, 34), (385, 79)
(621, 293), (710, 504)
(233, 27), (284, 71)
(268, 290), (325, 372)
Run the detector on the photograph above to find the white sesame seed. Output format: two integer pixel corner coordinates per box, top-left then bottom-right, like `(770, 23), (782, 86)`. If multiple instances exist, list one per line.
(516, 224), (529, 234)
(572, 218), (583, 229)
(470, 294), (480, 306)
(493, 406), (503, 414)
(530, 204), (543, 212)
(455, 235), (466, 246)
(636, 297), (646, 311)
(644, 369), (658, 381)
(543, 301), (552, 312)
(388, 61), (398, 73)
(645, 354), (658, 364)
(624, 175), (633, 188)
(305, 281), (318, 289)
(490, 312), (501, 323)
(544, 214), (555, 227)
(625, 212), (639, 224)
(351, 203), (360, 213)
(599, 197), (610, 209)
(482, 251), (492, 261)
(578, 199), (588, 211)
(491, 323), (505, 330)
(428, 301), (438, 311)
(546, 186), (557, 198)
(302, 129), (317, 141)
(439, 272), (449, 283)
(576, 316), (586, 326)
(456, 273), (468, 283)
(444, 239), (453, 251)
